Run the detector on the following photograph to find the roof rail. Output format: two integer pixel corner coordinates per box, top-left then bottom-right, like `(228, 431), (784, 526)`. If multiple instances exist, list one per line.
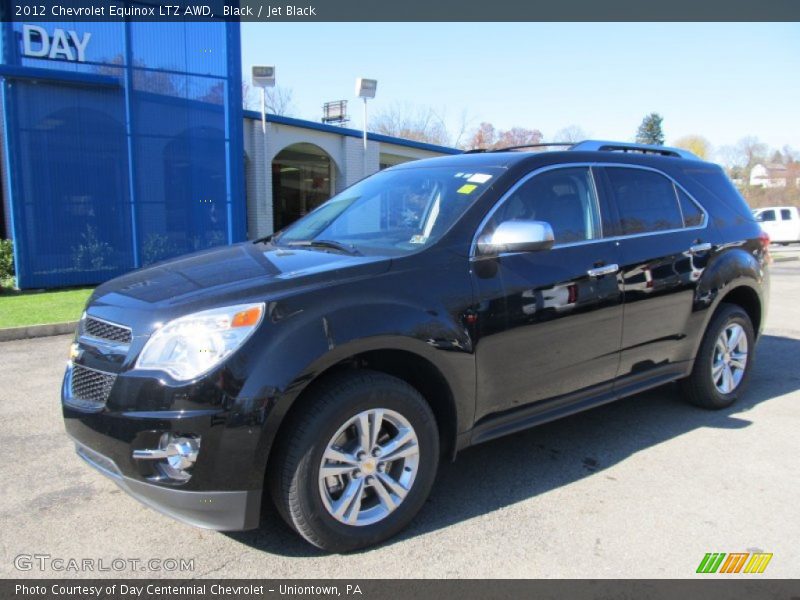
(464, 142), (574, 154)
(570, 140), (698, 159)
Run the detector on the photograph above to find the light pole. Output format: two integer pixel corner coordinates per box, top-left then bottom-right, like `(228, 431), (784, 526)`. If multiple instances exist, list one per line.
(252, 65), (275, 133)
(252, 66), (276, 235)
(355, 78), (377, 177)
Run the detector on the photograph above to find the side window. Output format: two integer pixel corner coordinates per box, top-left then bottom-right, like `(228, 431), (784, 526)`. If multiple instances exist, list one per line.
(758, 210), (776, 222)
(676, 188), (705, 227)
(606, 168), (683, 234)
(780, 209), (792, 221)
(493, 167), (601, 245)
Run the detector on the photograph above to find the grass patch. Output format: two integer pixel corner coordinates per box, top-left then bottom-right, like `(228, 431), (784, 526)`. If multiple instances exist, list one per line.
(0, 287), (93, 329)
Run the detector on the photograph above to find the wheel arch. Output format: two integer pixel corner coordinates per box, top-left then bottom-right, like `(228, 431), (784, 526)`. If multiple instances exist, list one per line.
(718, 284), (763, 337)
(259, 342), (466, 496)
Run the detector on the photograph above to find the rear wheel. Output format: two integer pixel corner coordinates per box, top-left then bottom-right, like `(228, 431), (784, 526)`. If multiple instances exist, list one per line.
(269, 370), (439, 552)
(681, 303), (755, 409)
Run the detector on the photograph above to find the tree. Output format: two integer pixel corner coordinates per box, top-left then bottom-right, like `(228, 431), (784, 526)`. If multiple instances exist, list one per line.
(736, 136), (768, 169)
(496, 127), (543, 148)
(553, 125), (588, 144)
(465, 122), (543, 150)
(716, 144), (745, 169)
(673, 135), (712, 160)
(469, 122), (497, 149)
(371, 102), (449, 146)
(782, 145), (799, 163)
(371, 102), (466, 147)
(636, 113), (665, 145)
(242, 83), (295, 116)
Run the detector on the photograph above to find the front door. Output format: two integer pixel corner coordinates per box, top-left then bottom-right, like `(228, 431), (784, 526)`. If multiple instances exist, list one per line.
(472, 166), (624, 421)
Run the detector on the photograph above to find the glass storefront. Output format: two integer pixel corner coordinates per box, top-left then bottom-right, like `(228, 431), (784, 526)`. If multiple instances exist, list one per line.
(0, 21), (244, 288)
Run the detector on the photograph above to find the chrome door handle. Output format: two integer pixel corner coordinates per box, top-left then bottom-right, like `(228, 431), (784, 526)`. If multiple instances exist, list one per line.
(587, 264), (619, 277)
(689, 242), (712, 254)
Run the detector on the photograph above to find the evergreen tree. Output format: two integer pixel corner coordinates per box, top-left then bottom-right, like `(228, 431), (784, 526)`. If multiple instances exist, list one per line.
(636, 113), (665, 145)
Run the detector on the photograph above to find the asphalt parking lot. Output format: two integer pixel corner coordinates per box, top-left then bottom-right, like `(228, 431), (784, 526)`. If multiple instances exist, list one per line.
(1, 254), (798, 579)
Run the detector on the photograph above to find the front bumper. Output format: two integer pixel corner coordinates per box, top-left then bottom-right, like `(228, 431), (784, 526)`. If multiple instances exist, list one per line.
(62, 355), (269, 532)
(73, 439), (261, 531)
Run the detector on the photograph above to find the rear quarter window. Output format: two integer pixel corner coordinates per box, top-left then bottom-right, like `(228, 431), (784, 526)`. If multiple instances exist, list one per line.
(676, 188), (705, 227)
(680, 166), (755, 224)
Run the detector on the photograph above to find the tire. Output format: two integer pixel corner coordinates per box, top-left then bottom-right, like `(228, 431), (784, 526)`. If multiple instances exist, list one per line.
(268, 370), (439, 552)
(680, 303), (755, 409)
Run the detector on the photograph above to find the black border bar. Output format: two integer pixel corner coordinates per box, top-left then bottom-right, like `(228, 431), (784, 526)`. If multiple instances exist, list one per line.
(4, 579), (800, 600)
(2, 0), (800, 22)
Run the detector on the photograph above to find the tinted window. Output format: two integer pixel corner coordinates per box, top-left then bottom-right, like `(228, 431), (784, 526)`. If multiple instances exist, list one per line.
(677, 188), (704, 227)
(492, 167), (601, 245)
(606, 168), (683, 234)
(781, 209), (792, 220)
(757, 210), (776, 222)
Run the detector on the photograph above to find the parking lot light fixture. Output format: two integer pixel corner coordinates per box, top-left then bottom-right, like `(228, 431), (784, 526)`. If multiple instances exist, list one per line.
(356, 77), (377, 175)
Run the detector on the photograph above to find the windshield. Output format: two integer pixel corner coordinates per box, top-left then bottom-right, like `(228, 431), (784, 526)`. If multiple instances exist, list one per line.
(275, 166), (503, 256)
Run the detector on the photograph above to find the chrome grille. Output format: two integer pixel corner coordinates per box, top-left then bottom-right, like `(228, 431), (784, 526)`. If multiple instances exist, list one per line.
(69, 364), (116, 410)
(84, 317), (132, 345)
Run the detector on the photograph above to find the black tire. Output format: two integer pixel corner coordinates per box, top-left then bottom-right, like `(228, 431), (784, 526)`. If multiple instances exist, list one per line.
(680, 303), (755, 409)
(268, 370), (439, 552)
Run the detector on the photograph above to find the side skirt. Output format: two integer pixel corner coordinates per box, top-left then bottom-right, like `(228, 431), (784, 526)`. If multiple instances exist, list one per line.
(461, 362), (692, 450)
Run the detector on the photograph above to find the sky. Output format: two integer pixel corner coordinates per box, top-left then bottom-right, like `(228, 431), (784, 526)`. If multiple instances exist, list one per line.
(241, 22), (800, 155)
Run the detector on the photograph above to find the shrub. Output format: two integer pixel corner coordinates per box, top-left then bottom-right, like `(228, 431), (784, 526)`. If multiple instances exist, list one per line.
(0, 237), (14, 273)
(71, 225), (112, 270)
(142, 233), (180, 266)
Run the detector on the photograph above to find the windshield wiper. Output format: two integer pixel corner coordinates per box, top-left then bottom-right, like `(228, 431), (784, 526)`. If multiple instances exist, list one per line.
(285, 239), (361, 256)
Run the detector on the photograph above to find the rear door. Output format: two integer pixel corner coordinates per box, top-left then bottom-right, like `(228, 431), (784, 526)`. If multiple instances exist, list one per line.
(598, 166), (712, 382)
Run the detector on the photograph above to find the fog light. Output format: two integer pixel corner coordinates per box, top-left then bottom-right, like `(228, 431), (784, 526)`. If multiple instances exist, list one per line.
(132, 433), (200, 482)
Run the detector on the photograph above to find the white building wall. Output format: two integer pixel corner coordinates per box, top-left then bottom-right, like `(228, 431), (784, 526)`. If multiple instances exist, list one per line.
(341, 136), (380, 189)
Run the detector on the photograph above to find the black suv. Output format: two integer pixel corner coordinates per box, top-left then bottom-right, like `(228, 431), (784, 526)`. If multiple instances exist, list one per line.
(63, 141), (769, 551)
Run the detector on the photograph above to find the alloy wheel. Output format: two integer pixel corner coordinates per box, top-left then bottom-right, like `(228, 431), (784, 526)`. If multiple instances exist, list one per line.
(318, 408), (420, 526)
(711, 323), (748, 394)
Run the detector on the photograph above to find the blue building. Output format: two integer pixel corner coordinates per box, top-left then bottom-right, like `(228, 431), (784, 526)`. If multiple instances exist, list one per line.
(0, 20), (245, 289)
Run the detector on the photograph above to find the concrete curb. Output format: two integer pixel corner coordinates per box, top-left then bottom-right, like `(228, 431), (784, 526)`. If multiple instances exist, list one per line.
(0, 321), (77, 342)
(774, 256), (799, 263)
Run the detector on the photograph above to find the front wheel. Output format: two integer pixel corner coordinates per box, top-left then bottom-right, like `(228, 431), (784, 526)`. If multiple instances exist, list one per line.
(680, 303), (755, 409)
(269, 370), (439, 552)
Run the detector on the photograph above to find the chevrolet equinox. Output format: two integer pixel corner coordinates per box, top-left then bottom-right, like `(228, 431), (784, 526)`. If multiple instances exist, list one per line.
(63, 141), (770, 551)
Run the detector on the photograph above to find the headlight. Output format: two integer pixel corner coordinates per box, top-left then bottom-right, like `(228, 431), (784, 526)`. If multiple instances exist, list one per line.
(136, 303), (265, 381)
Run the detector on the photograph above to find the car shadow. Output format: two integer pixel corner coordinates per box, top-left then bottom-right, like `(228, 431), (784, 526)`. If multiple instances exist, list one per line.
(224, 333), (800, 557)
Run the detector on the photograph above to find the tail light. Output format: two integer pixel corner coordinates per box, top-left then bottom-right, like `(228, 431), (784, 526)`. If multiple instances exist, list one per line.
(758, 231), (771, 262)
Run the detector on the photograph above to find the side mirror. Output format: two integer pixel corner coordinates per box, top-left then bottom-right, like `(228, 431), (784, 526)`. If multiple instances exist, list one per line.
(477, 220), (555, 256)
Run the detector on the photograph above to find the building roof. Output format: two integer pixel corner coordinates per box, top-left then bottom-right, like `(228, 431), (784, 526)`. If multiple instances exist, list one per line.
(243, 110), (462, 156)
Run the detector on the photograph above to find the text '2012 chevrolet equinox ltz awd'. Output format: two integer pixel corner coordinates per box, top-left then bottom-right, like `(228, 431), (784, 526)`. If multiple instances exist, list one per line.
(63, 141), (770, 552)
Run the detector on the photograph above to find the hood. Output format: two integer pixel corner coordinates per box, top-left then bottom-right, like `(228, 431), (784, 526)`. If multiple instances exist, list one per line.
(87, 241), (391, 324)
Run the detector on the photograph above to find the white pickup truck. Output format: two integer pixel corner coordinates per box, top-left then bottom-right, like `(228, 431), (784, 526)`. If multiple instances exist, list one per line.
(753, 206), (800, 244)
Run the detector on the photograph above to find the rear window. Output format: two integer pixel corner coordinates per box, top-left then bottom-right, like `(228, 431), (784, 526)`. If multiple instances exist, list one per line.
(605, 168), (683, 234)
(781, 209), (792, 220)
